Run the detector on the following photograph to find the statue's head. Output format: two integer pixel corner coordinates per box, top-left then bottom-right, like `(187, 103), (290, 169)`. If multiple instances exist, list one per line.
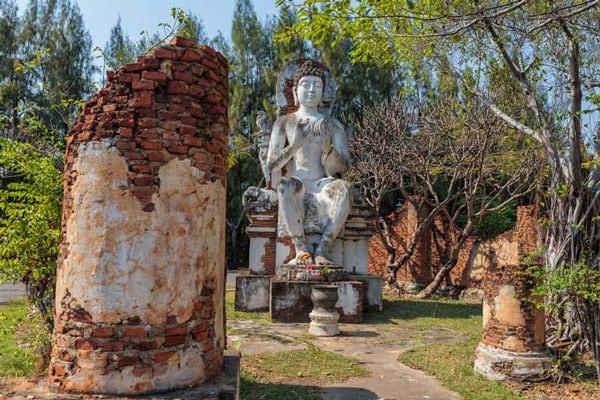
(293, 60), (326, 108)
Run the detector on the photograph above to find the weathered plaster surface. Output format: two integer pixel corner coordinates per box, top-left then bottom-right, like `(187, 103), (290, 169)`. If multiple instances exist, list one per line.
(494, 285), (526, 326)
(56, 141), (225, 336)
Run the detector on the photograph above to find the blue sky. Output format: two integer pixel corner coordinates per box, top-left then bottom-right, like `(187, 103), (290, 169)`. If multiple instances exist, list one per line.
(16, 0), (279, 50)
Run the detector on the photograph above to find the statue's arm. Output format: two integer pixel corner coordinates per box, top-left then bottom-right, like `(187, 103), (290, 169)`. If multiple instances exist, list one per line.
(266, 117), (299, 172)
(323, 118), (350, 176)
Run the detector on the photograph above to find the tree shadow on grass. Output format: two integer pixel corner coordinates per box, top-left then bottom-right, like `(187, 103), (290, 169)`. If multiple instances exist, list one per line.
(364, 298), (482, 325)
(240, 377), (380, 400)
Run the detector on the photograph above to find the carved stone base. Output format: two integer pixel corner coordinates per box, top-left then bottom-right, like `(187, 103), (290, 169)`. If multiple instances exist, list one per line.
(474, 342), (550, 381)
(309, 309), (340, 336)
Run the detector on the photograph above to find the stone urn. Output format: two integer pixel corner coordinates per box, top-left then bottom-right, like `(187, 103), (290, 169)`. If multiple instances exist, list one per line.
(309, 285), (340, 336)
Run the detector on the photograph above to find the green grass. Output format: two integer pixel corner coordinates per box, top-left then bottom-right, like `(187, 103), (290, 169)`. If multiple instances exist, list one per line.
(380, 295), (526, 400)
(240, 343), (368, 400)
(225, 290), (271, 322)
(0, 300), (38, 377)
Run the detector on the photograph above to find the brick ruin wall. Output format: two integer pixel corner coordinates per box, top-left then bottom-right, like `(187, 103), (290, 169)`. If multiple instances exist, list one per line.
(48, 36), (228, 394)
(368, 203), (531, 289)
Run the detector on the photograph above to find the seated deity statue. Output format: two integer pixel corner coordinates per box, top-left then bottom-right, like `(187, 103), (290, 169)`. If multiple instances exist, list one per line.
(266, 60), (353, 266)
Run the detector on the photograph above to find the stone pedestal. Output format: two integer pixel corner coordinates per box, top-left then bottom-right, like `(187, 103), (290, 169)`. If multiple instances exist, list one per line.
(49, 37), (231, 395)
(309, 286), (341, 336)
(474, 206), (549, 381)
(234, 273), (270, 312)
(270, 280), (363, 323)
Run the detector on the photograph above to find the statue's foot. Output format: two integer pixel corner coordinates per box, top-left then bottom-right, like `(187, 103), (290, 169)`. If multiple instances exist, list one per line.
(314, 255), (334, 266)
(289, 251), (314, 265)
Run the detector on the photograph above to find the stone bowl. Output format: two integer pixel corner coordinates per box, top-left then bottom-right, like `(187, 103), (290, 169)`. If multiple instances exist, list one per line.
(311, 285), (339, 311)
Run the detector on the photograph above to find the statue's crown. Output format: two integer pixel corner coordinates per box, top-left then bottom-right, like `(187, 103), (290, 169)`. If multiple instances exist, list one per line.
(293, 60), (326, 87)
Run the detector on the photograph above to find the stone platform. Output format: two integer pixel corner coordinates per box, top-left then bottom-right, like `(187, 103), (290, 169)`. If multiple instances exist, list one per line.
(7, 352), (240, 400)
(270, 280), (364, 323)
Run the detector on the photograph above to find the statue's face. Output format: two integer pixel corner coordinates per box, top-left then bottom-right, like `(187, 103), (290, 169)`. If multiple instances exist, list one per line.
(296, 75), (323, 108)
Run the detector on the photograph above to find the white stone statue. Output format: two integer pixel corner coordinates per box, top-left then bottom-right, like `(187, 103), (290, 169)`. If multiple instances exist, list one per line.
(266, 60), (353, 266)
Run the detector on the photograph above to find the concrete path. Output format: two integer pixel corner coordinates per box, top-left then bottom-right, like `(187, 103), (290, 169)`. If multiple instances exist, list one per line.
(227, 319), (463, 400)
(0, 283), (26, 303)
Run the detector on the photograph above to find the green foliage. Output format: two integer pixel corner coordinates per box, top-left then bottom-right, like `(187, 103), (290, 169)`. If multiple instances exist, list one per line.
(100, 16), (137, 72)
(0, 138), (62, 325)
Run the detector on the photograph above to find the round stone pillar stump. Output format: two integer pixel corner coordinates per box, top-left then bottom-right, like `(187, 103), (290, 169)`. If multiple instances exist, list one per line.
(474, 264), (550, 381)
(48, 37), (229, 395)
(309, 285), (340, 336)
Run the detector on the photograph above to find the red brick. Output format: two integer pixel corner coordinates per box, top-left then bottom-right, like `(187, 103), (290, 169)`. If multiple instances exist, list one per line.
(165, 326), (187, 336)
(125, 327), (148, 338)
(116, 141), (136, 150)
(124, 151), (145, 160)
(166, 315), (177, 324)
(207, 143), (220, 154)
(205, 94), (221, 104)
(117, 355), (140, 367)
(178, 125), (195, 136)
(194, 331), (209, 341)
(170, 36), (196, 47)
(92, 327), (114, 338)
(117, 72), (140, 83)
(196, 78), (213, 88)
(168, 145), (189, 154)
(118, 127), (134, 138)
(209, 105), (226, 114)
(159, 111), (178, 121)
(141, 141), (163, 150)
(106, 71), (116, 81)
(147, 152), (167, 162)
(163, 132), (180, 141)
(171, 62), (187, 71)
(201, 57), (218, 70)
(118, 118), (136, 128)
(173, 71), (195, 83)
(153, 47), (178, 60)
(75, 339), (98, 351)
(102, 341), (125, 352)
(180, 48), (203, 62)
(132, 187), (156, 200)
(132, 80), (155, 91)
(190, 321), (209, 334)
(52, 365), (66, 377)
(167, 81), (189, 95)
(193, 152), (210, 163)
(131, 164), (154, 174)
(59, 351), (73, 362)
(202, 341), (214, 351)
(133, 340), (158, 351)
(183, 136), (203, 147)
(181, 117), (197, 126)
(103, 104), (117, 112)
(161, 121), (178, 131)
(163, 335), (186, 347)
(134, 176), (155, 186)
(191, 65), (205, 76)
(139, 118), (157, 128)
(139, 56), (160, 70)
(133, 91), (153, 108)
(139, 129), (159, 139)
(190, 85), (204, 98)
(125, 62), (143, 72)
(199, 44), (216, 58)
(154, 350), (175, 363)
(142, 71), (168, 82)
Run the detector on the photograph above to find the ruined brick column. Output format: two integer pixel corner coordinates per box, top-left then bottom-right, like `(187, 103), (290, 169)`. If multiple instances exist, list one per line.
(474, 206), (550, 381)
(49, 36), (228, 394)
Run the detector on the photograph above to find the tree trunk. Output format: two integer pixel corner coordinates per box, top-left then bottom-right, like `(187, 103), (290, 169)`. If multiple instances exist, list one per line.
(416, 227), (469, 299)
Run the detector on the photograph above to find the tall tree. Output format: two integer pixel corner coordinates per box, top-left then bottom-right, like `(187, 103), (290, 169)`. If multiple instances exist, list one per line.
(103, 17), (136, 72)
(279, 0), (600, 380)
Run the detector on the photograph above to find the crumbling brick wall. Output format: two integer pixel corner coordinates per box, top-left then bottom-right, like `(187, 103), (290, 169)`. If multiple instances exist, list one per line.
(49, 36), (229, 395)
(368, 204), (534, 289)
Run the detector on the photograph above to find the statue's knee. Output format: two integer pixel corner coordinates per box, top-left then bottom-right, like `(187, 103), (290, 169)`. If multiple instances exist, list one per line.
(325, 179), (353, 200)
(277, 177), (303, 197)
